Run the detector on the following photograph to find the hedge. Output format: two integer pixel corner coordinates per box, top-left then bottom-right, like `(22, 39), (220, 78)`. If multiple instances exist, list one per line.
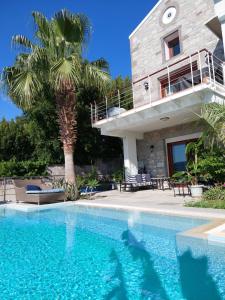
(0, 160), (48, 177)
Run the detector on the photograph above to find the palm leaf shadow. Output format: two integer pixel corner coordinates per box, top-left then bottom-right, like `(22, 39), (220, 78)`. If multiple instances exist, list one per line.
(104, 249), (128, 300)
(178, 249), (222, 300)
(121, 229), (169, 300)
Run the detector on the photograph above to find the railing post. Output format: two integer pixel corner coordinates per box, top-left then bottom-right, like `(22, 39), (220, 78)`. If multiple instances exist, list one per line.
(206, 52), (212, 85)
(189, 55), (194, 87)
(94, 101), (97, 122)
(198, 51), (203, 83)
(117, 89), (121, 109)
(167, 66), (171, 95)
(211, 54), (216, 86)
(222, 62), (225, 86)
(148, 75), (152, 105)
(105, 96), (108, 118)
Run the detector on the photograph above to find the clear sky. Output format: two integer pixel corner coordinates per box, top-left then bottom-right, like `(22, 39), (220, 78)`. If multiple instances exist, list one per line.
(0, 0), (157, 120)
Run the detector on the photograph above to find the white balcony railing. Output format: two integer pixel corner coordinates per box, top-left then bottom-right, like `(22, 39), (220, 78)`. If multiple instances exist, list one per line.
(91, 49), (225, 124)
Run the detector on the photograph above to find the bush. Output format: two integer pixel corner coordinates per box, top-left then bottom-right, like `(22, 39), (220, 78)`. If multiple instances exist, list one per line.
(202, 186), (225, 202)
(112, 169), (124, 182)
(0, 160), (48, 177)
(186, 186), (225, 209)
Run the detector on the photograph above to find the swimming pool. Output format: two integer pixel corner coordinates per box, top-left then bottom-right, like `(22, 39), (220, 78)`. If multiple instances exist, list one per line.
(0, 206), (224, 299)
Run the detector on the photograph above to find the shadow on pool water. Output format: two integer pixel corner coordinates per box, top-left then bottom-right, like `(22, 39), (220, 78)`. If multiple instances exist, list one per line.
(104, 229), (222, 300)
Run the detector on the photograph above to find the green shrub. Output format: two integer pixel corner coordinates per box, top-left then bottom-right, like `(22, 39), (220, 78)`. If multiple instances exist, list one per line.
(112, 169), (124, 182)
(186, 186), (225, 209)
(0, 160), (48, 177)
(202, 186), (225, 202)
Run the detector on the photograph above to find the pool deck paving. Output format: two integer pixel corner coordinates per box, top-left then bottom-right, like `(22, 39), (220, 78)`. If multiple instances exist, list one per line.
(76, 189), (225, 220)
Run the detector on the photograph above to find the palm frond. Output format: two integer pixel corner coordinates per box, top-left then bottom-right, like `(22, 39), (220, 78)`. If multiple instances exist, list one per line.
(32, 11), (52, 45)
(53, 10), (91, 46)
(83, 62), (110, 91)
(12, 35), (34, 51)
(91, 58), (109, 73)
(10, 70), (42, 107)
(199, 103), (225, 149)
(51, 56), (81, 90)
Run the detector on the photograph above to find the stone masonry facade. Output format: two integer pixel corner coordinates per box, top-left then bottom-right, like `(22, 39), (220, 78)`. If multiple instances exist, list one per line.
(136, 121), (204, 177)
(130, 0), (224, 108)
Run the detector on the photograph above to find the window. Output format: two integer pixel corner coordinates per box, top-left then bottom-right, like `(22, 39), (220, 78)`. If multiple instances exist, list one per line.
(159, 62), (198, 98)
(164, 31), (181, 60)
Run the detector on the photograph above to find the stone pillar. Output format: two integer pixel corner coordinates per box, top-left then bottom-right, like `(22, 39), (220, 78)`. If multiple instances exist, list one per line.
(123, 135), (138, 178)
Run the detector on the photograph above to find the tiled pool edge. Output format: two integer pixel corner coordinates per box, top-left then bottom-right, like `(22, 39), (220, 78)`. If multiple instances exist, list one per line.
(2, 200), (225, 245)
(75, 201), (225, 220)
(1, 201), (75, 212)
(75, 201), (225, 245)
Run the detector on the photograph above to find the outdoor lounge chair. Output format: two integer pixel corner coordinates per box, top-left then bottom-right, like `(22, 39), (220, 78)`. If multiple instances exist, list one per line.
(120, 174), (156, 192)
(14, 179), (65, 205)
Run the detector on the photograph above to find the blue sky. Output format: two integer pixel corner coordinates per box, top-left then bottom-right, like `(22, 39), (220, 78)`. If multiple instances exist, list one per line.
(0, 0), (157, 120)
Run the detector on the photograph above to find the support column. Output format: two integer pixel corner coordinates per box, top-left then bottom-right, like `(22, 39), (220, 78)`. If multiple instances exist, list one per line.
(123, 135), (138, 179)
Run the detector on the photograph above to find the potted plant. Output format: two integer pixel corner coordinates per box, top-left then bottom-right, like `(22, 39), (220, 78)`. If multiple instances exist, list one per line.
(112, 169), (124, 190)
(186, 141), (204, 198)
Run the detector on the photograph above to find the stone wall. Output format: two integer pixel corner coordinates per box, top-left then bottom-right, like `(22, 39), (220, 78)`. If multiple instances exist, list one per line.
(48, 158), (123, 178)
(130, 0), (224, 107)
(136, 121), (203, 177)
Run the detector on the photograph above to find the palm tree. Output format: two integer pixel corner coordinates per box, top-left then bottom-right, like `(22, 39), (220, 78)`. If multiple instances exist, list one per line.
(3, 10), (110, 196)
(199, 103), (225, 149)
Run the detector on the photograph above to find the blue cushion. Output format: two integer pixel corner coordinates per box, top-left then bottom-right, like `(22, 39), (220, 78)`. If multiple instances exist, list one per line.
(26, 185), (42, 191)
(26, 188), (64, 194)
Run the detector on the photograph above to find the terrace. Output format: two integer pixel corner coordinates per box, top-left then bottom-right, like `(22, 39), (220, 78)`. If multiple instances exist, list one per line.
(91, 49), (225, 131)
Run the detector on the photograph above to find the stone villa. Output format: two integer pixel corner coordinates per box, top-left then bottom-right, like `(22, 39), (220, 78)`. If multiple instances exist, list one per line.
(91, 0), (225, 178)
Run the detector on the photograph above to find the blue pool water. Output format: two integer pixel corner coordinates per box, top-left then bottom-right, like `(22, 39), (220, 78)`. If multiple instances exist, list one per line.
(0, 206), (225, 299)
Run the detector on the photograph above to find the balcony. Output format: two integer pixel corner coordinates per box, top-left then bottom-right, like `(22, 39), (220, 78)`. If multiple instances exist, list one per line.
(91, 49), (225, 130)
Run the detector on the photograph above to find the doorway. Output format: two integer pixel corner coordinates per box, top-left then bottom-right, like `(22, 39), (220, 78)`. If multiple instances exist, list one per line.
(167, 139), (197, 176)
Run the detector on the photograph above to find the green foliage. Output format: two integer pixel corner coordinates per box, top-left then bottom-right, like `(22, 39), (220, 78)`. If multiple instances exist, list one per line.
(53, 178), (79, 201)
(172, 171), (190, 183)
(106, 76), (132, 109)
(112, 169), (124, 183)
(52, 175), (99, 200)
(0, 118), (34, 161)
(203, 186), (225, 202)
(186, 186), (225, 209)
(185, 140), (204, 185)
(199, 103), (225, 149)
(197, 152), (225, 184)
(86, 178), (99, 190)
(177, 139), (225, 185)
(0, 160), (47, 177)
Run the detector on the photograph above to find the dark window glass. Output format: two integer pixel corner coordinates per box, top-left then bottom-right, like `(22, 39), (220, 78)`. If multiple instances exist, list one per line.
(168, 37), (180, 57)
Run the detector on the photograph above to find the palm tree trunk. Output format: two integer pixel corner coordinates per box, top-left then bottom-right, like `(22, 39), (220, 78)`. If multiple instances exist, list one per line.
(63, 143), (76, 183)
(56, 84), (78, 196)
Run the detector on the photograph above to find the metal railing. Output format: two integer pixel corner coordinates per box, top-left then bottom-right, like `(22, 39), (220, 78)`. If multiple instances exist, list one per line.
(91, 49), (225, 124)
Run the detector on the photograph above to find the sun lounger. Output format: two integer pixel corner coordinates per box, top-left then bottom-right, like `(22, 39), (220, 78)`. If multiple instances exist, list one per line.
(14, 179), (65, 205)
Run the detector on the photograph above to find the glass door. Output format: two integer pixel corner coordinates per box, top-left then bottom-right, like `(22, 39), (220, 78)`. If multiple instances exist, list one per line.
(171, 143), (187, 172)
(167, 139), (197, 176)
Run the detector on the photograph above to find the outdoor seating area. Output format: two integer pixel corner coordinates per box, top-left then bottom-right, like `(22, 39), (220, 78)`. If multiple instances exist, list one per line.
(120, 174), (171, 192)
(13, 179), (65, 205)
